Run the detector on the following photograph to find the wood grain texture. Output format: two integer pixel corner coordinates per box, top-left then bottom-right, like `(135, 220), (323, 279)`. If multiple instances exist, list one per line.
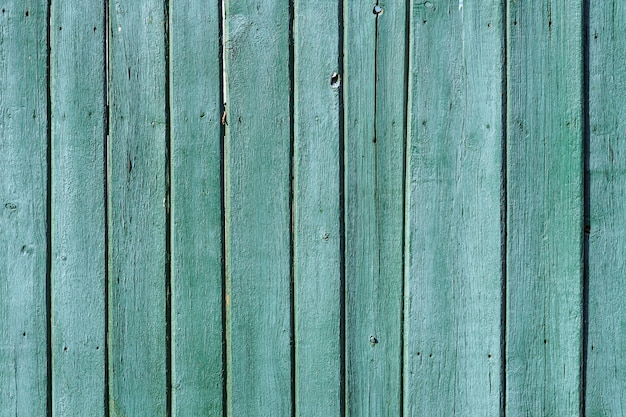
(107, 2), (168, 415)
(506, 1), (583, 415)
(344, 1), (405, 415)
(586, 1), (626, 414)
(0, 2), (49, 415)
(404, 2), (503, 415)
(169, 1), (224, 415)
(223, 1), (292, 415)
(50, 1), (106, 415)
(293, 1), (341, 415)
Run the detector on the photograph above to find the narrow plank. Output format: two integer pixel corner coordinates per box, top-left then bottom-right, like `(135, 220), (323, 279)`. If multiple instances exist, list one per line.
(506, 1), (583, 415)
(293, 0), (341, 415)
(223, 1), (292, 415)
(0, 2), (49, 416)
(169, 0), (224, 414)
(50, 1), (106, 415)
(344, 0), (405, 414)
(107, 2), (168, 416)
(586, 2), (626, 414)
(404, 2), (503, 415)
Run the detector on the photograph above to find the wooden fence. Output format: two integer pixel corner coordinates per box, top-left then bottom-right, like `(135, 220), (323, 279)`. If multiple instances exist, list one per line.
(1, 0), (624, 415)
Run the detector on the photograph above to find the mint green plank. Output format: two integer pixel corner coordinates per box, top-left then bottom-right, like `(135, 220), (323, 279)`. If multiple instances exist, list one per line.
(404, 2), (503, 415)
(223, 1), (292, 415)
(293, 0), (341, 415)
(169, 0), (223, 415)
(107, 2), (167, 416)
(506, 1), (583, 415)
(50, 1), (106, 415)
(0, 2), (49, 416)
(586, 2), (626, 415)
(344, 1), (405, 415)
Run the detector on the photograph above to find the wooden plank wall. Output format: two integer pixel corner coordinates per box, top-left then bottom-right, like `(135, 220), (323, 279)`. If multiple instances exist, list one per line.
(0, 1), (624, 416)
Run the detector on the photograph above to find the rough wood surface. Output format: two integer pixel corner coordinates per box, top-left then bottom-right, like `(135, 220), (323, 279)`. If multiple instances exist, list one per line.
(506, 1), (583, 415)
(344, 1), (405, 415)
(107, 2), (168, 415)
(50, 1), (106, 415)
(169, 1), (224, 415)
(586, 1), (626, 414)
(404, 2), (503, 415)
(223, 1), (293, 415)
(0, 2), (49, 415)
(293, 1), (342, 415)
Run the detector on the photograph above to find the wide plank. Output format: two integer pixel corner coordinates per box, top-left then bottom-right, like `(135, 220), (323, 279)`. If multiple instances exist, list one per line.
(404, 1), (503, 415)
(506, 1), (583, 415)
(223, 1), (292, 415)
(0, 2), (49, 415)
(293, 0), (342, 415)
(586, 1), (626, 414)
(169, 0), (224, 414)
(50, 1), (107, 415)
(107, 1), (168, 415)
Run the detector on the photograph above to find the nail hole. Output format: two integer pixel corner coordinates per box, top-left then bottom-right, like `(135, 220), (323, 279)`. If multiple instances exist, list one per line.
(63, 346), (68, 352)
(59, 26), (62, 31)
(488, 354), (492, 358)
(25, 9), (29, 16)
(330, 72), (341, 89)
(22, 332), (26, 337)
(544, 339), (547, 344)
(373, 5), (383, 15)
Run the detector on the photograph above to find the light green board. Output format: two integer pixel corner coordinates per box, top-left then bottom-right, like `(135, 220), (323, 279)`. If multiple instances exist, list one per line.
(169, 0), (224, 415)
(293, 0), (342, 416)
(51, 1), (106, 415)
(586, 1), (626, 414)
(223, 1), (293, 415)
(404, 1), (503, 415)
(506, 1), (583, 415)
(0, 2), (49, 415)
(107, 1), (168, 415)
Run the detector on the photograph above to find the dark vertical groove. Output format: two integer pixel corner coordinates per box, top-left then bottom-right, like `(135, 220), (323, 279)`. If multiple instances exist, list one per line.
(163, 0), (173, 415)
(337, 0), (346, 415)
(500, 1), (508, 416)
(46, 0), (53, 415)
(580, 0), (590, 415)
(400, 1), (411, 416)
(218, 0), (228, 415)
(288, 0), (296, 415)
(103, 0), (111, 414)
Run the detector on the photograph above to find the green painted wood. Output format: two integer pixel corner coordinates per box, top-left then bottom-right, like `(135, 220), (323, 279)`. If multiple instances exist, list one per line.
(293, 1), (341, 415)
(344, 1), (405, 415)
(0, 2), (49, 415)
(50, 1), (106, 415)
(107, 2), (168, 416)
(223, 1), (292, 415)
(586, 2), (626, 415)
(506, 1), (583, 415)
(404, 2), (503, 415)
(169, 0), (224, 415)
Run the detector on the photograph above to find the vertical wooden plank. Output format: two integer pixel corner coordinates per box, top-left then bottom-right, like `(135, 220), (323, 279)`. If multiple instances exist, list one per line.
(169, 0), (223, 414)
(50, 1), (106, 415)
(586, 2), (626, 415)
(344, 0), (405, 414)
(404, 2), (503, 415)
(0, 2), (49, 415)
(223, 1), (292, 415)
(107, 1), (168, 416)
(293, 1), (341, 416)
(506, 1), (583, 415)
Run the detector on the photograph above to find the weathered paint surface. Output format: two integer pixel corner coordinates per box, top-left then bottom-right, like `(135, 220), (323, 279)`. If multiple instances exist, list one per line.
(586, 1), (626, 415)
(506, 1), (583, 415)
(0, 2), (49, 415)
(51, 1), (106, 415)
(169, 0), (224, 415)
(2, 1), (626, 416)
(107, 1), (168, 416)
(223, 1), (292, 415)
(293, 0), (342, 415)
